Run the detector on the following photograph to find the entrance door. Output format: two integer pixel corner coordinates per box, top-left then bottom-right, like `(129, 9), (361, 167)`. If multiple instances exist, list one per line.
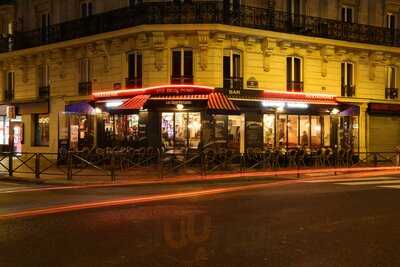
(11, 121), (22, 154)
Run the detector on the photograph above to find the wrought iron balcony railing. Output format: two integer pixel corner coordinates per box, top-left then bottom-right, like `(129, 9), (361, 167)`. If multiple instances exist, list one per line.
(385, 87), (399, 100)
(2, 2), (400, 53)
(171, 75), (194, 85)
(224, 77), (244, 91)
(341, 85), (356, 97)
(78, 82), (92, 96)
(38, 86), (50, 99)
(287, 81), (304, 92)
(125, 77), (142, 89)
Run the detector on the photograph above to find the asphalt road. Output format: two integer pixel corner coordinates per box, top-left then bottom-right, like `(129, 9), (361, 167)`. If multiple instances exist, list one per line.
(1, 176), (400, 267)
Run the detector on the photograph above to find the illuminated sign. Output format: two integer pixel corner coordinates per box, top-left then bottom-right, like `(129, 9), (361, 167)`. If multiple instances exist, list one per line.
(262, 101), (309, 109)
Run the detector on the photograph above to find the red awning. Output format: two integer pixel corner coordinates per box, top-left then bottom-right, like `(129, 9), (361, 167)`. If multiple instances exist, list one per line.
(118, 94), (150, 110)
(369, 103), (400, 114)
(261, 90), (337, 105)
(150, 94), (208, 100)
(208, 92), (239, 113)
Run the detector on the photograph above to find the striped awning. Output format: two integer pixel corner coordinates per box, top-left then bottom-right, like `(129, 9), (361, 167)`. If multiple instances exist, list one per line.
(208, 92), (240, 113)
(119, 94), (150, 110)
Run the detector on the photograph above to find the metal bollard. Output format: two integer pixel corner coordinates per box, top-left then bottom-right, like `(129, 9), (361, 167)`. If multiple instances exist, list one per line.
(67, 151), (72, 180)
(110, 152), (116, 182)
(35, 153), (40, 179)
(8, 152), (13, 177)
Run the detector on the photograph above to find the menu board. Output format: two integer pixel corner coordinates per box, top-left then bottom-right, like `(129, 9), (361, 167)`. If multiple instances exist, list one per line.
(246, 121), (263, 148)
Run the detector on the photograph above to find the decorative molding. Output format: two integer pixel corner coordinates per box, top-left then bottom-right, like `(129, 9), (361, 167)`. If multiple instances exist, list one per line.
(320, 45), (334, 77)
(213, 33), (225, 44)
(231, 36), (240, 48)
(245, 36), (256, 52)
(152, 32), (165, 71)
(17, 56), (30, 83)
(278, 40), (291, 50)
(369, 52), (384, 80)
(96, 41), (111, 73)
(50, 49), (66, 79)
(261, 38), (275, 72)
(198, 31), (209, 71)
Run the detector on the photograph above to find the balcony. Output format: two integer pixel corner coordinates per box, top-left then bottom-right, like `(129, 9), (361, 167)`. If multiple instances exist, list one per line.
(341, 85), (356, 97)
(2, 2), (400, 53)
(171, 75), (194, 85)
(287, 81), (304, 92)
(385, 88), (399, 100)
(4, 89), (13, 102)
(125, 77), (142, 89)
(224, 77), (244, 91)
(79, 82), (92, 96)
(38, 86), (50, 99)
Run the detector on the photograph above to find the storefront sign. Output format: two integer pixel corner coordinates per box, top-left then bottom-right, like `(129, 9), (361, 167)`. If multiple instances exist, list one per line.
(247, 77), (259, 88)
(165, 101), (193, 105)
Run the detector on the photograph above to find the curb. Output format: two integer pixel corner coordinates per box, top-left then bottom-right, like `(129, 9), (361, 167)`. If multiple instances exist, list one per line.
(1, 166), (399, 189)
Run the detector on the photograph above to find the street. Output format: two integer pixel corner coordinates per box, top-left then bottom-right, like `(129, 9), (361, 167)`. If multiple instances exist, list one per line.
(1, 174), (400, 266)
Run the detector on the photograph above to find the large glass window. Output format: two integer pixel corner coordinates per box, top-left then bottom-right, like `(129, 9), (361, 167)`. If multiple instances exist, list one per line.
(311, 116), (322, 147)
(341, 62), (355, 97)
(33, 114), (49, 146)
(277, 115), (287, 147)
(263, 114), (275, 148)
(81, 1), (93, 17)
(228, 115), (241, 150)
(161, 112), (201, 149)
(80, 58), (91, 83)
(341, 6), (353, 23)
(287, 115), (298, 147)
(0, 116), (9, 145)
(387, 13), (396, 29)
(299, 115), (310, 147)
(323, 115), (331, 146)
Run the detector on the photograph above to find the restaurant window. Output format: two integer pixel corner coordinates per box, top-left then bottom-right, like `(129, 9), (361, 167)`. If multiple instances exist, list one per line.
(33, 114), (49, 146)
(0, 116), (9, 145)
(299, 115), (310, 147)
(81, 1), (93, 18)
(127, 52), (142, 88)
(263, 114), (275, 148)
(341, 62), (355, 97)
(386, 13), (396, 29)
(171, 48), (193, 84)
(341, 6), (354, 23)
(80, 58), (91, 83)
(287, 56), (303, 92)
(223, 49), (243, 90)
(228, 115), (241, 150)
(323, 115), (331, 146)
(214, 115), (227, 142)
(311, 116), (322, 147)
(277, 115), (287, 147)
(287, 115), (298, 147)
(161, 112), (201, 149)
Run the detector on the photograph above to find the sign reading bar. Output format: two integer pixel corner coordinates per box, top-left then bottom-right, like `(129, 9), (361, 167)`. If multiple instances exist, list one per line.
(166, 101), (193, 105)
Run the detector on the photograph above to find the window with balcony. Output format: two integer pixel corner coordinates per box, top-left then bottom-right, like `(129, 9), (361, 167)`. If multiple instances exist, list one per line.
(126, 52), (142, 88)
(386, 13), (396, 29)
(129, 0), (143, 7)
(223, 49), (243, 90)
(287, 0), (301, 15)
(341, 62), (355, 97)
(171, 48), (193, 84)
(4, 71), (14, 101)
(386, 66), (398, 100)
(287, 56), (303, 92)
(341, 6), (354, 23)
(79, 58), (92, 95)
(37, 64), (50, 98)
(40, 13), (50, 42)
(81, 1), (93, 18)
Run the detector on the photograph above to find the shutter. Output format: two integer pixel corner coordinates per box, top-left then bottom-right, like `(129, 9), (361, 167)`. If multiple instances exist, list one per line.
(184, 50), (193, 77)
(172, 51), (181, 77)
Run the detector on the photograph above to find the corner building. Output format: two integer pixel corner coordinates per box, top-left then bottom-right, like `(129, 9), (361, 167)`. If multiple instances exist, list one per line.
(0, 0), (398, 156)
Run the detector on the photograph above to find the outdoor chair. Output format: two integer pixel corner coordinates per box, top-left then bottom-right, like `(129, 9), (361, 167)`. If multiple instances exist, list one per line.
(288, 149), (297, 167)
(296, 149), (306, 167)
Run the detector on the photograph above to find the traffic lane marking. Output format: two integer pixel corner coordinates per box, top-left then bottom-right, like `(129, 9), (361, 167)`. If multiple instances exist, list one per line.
(303, 177), (400, 183)
(336, 180), (400, 186)
(0, 180), (299, 220)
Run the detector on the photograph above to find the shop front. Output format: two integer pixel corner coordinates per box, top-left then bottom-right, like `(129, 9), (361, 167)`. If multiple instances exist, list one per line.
(84, 85), (361, 155)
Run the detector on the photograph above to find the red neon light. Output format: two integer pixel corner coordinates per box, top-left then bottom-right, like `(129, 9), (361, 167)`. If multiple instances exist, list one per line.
(93, 84), (214, 99)
(262, 90), (337, 101)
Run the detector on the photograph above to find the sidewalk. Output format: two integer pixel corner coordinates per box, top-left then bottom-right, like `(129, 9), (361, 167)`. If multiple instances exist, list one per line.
(1, 166), (400, 188)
